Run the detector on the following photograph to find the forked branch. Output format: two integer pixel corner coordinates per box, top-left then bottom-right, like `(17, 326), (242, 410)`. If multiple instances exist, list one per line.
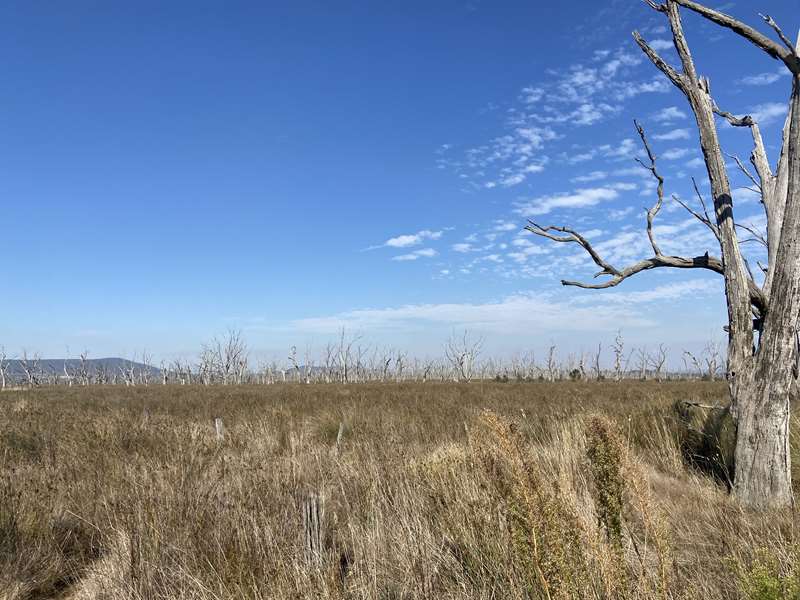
(524, 121), (767, 315)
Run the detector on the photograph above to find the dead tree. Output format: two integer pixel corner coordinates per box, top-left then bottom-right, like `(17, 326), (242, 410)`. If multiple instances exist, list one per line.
(527, 0), (800, 508)
(612, 332), (625, 382)
(139, 351), (154, 385)
(592, 343), (603, 380)
(0, 347), (8, 389)
(303, 347), (314, 384)
(78, 351), (91, 385)
(395, 351), (407, 382)
(635, 348), (649, 381)
(546, 344), (558, 381)
(201, 329), (248, 384)
(95, 363), (109, 385)
(649, 344), (669, 382)
(19, 350), (41, 387)
(288, 346), (301, 382)
(335, 328), (362, 383)
(63, 359), (75, 387)
(444, 330), (483, 382)
(119, 361), (136, 387)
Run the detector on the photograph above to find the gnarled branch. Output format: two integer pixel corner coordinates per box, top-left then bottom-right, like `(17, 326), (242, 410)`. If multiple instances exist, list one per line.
(634, 120), (665, 256)
(632, 31), (686, 91)
(673, 0), (799, 71)
(525, 220), (766, 314)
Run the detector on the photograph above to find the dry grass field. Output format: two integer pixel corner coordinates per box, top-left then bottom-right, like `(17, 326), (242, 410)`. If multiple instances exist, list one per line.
(3, 382), (800, 599)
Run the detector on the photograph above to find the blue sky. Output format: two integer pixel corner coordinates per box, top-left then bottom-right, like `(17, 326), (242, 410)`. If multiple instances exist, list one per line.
(1, 0), (796, 362)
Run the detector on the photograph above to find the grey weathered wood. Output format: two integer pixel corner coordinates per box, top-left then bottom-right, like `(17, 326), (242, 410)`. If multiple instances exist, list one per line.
(214, 417), (224, 441)
(335, 422), (345, 454)
(302, 493), (324, 566)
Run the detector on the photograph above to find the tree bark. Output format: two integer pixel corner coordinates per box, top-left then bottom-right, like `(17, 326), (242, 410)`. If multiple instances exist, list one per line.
(733, 371), (793, 509)
(733, 73), (800, 509)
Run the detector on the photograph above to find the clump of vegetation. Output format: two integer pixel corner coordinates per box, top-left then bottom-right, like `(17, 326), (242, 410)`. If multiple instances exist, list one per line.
(473, 410), (588, 598)
(736, 547), (800, 600)
(585, 415), (626, 546)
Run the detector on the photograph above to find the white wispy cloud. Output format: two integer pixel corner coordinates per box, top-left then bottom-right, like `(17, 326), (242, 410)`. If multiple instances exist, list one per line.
(603, 138), (639, 159)
(609, 206), (635, 220)
(572, 170), (608, 182)
(573, 279), (719, 305)
(661, 147), (690, 160)
(654, 128), (690, 141)
(289, 292), (655, 335)
(648, 39), (674, 51)
(739, 69), (790, 86)
(288, 281), (719, 337)
(445, 46), (670, 189)
(520, 86), (544, 104)
(685, 157), (705, 169)
(567, 151), (597, 164)
(748, 102), (787, 126)
(381, 229), (443, 249)
(392, 248), (438, 261)
(515, 187), (620, 217)
(615, 77), (670, 99)
(652, 106), (687, 122)
(493, 220), (519, 232)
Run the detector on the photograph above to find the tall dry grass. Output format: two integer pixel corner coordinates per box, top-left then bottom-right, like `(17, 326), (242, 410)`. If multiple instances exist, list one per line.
(1, 382), (799, 599)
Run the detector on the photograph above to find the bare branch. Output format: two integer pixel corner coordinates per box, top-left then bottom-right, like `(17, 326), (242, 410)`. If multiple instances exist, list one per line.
(671, 194), (720, 241)
(525, 220), (766, 314)
(634, 120), (665, 256)
(727, 153), (762, 192)
(736, 222), (768, 248)
(641, 0), (666, 12)
(665, 1), (700, 83)
(525, 223), (620, 277)
(555, 253), (724, 289)
(758, 13), (797, 54)
(692, 178), (714, 225)
(672, 0), (797, 70)
(632, 31), (686, 91)
(713, 104), (753, 128)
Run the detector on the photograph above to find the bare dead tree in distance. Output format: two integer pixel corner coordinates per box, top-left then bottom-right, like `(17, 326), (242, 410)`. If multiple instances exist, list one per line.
(527, 1), (799, 509)
(444, 330), (484, 382)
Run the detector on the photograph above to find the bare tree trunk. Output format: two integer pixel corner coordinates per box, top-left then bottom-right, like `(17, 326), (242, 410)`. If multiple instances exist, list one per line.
(733, 72), (800, 509)
(733, 370), (793, 509)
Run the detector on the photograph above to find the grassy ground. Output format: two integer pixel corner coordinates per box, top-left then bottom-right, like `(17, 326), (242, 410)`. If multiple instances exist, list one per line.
(2, 382), (799, 599)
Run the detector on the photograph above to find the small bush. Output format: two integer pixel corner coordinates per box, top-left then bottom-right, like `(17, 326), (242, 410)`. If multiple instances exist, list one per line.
(585, 415), (625, 546)
(737, 548), (800, 600)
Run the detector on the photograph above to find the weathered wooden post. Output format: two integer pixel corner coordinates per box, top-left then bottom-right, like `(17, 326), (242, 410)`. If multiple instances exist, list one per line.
(214, 417), (224, 441)
(335, 422), (345, 455)
(303, 492), (324, 566)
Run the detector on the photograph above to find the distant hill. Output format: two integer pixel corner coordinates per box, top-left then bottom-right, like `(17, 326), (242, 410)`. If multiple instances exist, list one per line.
(4, 357), (160, 379)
